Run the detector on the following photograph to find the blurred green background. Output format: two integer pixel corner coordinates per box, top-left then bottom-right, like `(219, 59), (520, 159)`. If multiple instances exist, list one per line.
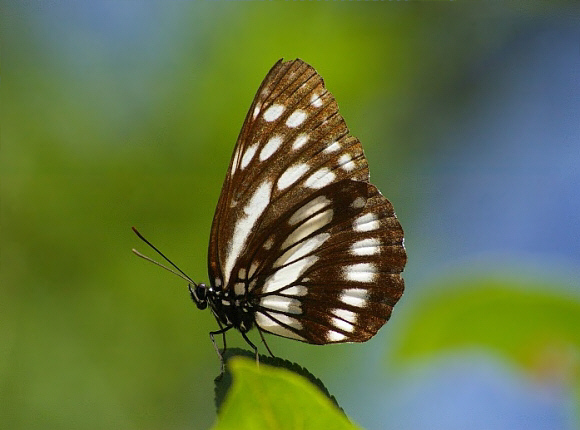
(2, 2), (579, 429)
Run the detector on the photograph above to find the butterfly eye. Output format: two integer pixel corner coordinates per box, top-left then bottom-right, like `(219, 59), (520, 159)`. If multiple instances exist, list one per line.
(189, 283), (208, 309)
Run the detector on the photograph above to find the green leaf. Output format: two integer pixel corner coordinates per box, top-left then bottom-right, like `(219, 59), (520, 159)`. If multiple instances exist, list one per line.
(213, 354), (358, 430)
(391, 277), (580, 405)
(214, 348), (341, 413)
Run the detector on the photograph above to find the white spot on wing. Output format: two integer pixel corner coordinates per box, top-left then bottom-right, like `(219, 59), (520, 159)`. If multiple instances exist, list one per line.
(282, 210), (333, 250)
(230, 147), (241, 176)
(252, 102), (261, 120)
(339, 288), (369, 307)
(333, 308), (358, 324)
(260, 296), (302, 314)
(277, 163), (310, 190)
(282, 285), (308, 296)
(344, 263), (377, 283)
(248, 261), (259, 279)
(263, 104), (284, 122)
(223, 181), (272, 283)
(255, 312), (305, 340)
(263, 236), (274, 250)
(331, 308), (358, 333)
(324, 141), (341, 153)
(238, 268), (246, 280)
(263, 256), (318, 294)
(288, 196), (331, 226)
(327, 330), (347, 342)
(286, 110), (307, 128)
(260, 135), (283, 161)
(292, 133), (309, 150)
(353, 213), (379, 232)
(241, 143), (258, 170)
(268, 312), (302, 329)
(274, 232), (330, 268)
(351, 196), (366, 209)
(304, 168), (336, 189)
(234, 283), (245, 296)
(331, 318), (353, 333)
(310, 92), (323, 108)
(338, 153), (356, 171)
(350, 238), (381, 256)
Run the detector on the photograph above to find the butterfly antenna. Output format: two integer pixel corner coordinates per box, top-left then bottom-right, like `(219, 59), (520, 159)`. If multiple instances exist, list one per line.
(131, 227), (197, 286)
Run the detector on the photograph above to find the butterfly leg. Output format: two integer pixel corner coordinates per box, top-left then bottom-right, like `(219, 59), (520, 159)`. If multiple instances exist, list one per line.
(257, 326), (275, 358)
(210, 324), (233, 377)
(216, 319), (228, 354)
(241, 331), (260, 367)
(211, 315), (230, 355)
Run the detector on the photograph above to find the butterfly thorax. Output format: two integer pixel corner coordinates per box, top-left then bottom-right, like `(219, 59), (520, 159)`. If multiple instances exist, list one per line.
(206, 286), (255, 333)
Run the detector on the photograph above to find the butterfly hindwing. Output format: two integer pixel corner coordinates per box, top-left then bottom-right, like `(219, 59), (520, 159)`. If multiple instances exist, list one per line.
(251, 182), (405, 343)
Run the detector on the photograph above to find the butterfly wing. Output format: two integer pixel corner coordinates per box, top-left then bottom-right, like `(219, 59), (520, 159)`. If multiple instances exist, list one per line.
(208, 59), (406, 343)
(248, 179), (405, 343)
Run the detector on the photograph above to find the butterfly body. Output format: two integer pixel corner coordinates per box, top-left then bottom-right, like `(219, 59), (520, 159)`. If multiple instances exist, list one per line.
(202, 284), (256, 333)
(134, 58), (406, 372)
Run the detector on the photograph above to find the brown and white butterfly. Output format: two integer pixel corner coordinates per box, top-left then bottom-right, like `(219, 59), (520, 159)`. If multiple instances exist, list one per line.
(133, 58), (406, 374)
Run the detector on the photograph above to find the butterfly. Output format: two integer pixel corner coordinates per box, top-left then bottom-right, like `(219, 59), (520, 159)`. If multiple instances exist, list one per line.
(133, 59), (406, 375)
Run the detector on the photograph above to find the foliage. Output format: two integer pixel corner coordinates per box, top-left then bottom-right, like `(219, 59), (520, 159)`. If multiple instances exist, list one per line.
(213, 354), (357, 430)
(391, 277), (580, 410)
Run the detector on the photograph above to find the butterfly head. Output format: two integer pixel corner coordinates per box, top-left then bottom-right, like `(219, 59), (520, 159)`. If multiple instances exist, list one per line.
(189, 282), (208, 310)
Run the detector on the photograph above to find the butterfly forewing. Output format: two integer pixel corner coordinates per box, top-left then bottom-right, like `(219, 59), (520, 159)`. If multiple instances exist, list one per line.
(208, 59), (405, 344)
